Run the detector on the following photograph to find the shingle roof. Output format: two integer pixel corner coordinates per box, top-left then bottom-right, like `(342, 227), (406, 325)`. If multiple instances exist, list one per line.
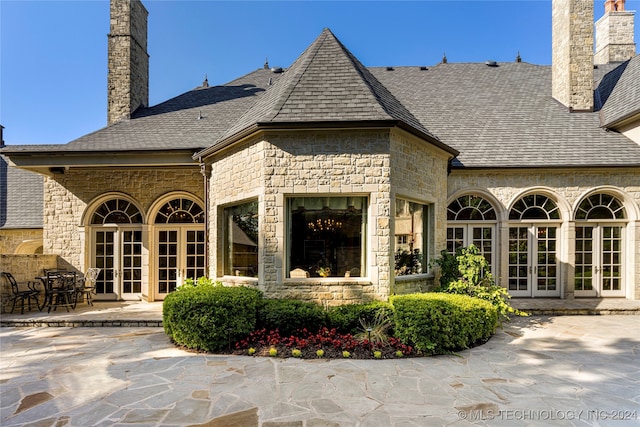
(371, 61), (640, 168)
(2, 29), (640, 169)
(0, 156), (43, 229)
(2, 69), (280, 154)
(596, 55), (640, 127)
(212, 28), (440, 149)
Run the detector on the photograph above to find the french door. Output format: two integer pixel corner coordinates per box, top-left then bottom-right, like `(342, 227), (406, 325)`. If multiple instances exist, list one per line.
(508, 225), (560, 297)
(446, 225), (495, 274)
(93, 228), (143, 300)
(575, 224), (624, 297)
(156, 227), (205, 300)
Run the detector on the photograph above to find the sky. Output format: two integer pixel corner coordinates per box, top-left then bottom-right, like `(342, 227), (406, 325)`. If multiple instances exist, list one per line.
(1, 0), (639, 146)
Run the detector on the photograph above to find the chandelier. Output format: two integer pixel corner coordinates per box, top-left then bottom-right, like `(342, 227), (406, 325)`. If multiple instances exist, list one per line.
(307, 218), (343, 233)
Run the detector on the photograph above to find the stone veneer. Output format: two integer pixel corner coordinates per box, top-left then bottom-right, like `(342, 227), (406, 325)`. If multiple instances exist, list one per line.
(595, 10), (636, 64)
(448, 167), (640, 299)
(0, 254), (57, 313)
(43, 168), (203, 276)
(552, 0), (594, 111)
(208, 129), (451, 305)
(0, 229), (42, 254)
(108, 0), (149, 125)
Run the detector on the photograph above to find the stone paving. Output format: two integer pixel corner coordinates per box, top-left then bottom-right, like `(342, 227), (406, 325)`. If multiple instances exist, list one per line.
(1, 316), (639, 426)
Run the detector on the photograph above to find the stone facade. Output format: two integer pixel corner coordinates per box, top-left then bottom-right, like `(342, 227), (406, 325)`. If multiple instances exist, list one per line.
(595, 11), (636, 64)
(0, 254), (57, 313)
(108, 0), (149, 125)
(448, 167), (640, 299)
(552, 0), (594, 111)
(209, 129), (451, 305)
(42, 168), (203, 299)
(0, 229), (42, 254)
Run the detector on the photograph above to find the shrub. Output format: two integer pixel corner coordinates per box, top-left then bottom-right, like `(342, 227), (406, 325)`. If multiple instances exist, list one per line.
(431, 245), (526, 321)
(327, 301), (394, 334)
(179, 276), (218, 290)
(354, 308), (393, 345)
(391, 293), (498, 355)
(256, 299), (326, 336)
(163, 284), (261, 352)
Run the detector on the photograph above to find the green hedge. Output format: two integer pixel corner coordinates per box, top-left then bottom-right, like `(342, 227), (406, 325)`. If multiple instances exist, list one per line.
(256, 299), (326, 336)
(163, 284), (261, 352)
(327, 301), (394, 334)
(391, 293), (498, 354)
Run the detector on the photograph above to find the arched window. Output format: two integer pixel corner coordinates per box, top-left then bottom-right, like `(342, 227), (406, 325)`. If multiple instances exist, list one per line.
(509, 194), (560, 220)
(89, 198), (143, 300)
(155, 198), (204, 224)
(507, 194), (561, 297)
(446, 195), (496, 272)
(575, 193), (626, 220)
(447, 195), (496, 221)
(91, 198), (142, 224)
(574, 193), (626, 297)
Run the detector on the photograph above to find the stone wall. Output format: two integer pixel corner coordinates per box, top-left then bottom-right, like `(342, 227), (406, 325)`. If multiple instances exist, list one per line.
(44, 168), (203, 271)
(448, 167), (640, 299)
(595, 11), (636, 64)
(0, 229), (42, 254)
(0, 254), (57, 313)
(389, 129), (451, 270)
(210, 129), (452, 305)
(552, 0), (594, 111)
(108, 0), (149, 124)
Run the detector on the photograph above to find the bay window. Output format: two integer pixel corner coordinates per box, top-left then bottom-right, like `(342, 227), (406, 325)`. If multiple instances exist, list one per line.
(288, 196), (367, 278)
(394, 199), (429, 275)
(224, 201), (258, 277)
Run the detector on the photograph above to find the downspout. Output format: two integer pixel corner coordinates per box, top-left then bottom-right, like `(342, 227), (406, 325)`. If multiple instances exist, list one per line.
(199, 157), (210, 276)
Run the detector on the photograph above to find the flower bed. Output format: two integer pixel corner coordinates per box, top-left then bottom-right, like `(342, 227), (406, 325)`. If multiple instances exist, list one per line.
(234, 327), (415, 359)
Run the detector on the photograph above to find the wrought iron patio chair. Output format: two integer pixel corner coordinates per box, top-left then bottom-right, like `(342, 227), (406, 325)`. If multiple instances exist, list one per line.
(76, 268), (101, 306)
(45, 271), (77, 313)
(2, 272), (41, 314)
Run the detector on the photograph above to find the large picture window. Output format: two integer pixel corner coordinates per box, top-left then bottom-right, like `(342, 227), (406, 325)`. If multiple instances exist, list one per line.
(224, 201), (259, 277)
(395, 199), (429, 276)
(288, 197), (367, 278)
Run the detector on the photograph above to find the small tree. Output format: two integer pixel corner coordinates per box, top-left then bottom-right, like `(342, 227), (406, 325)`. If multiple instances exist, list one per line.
(431, 245), (526, 321)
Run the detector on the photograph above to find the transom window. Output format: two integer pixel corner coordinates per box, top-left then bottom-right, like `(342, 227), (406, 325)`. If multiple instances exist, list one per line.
(155, 198), (204, 224)
(288, 196), (367, 278)
(509, 194), (560, 220)
(91, 198), (142, 224)
(575, 193), (626, 220)
(446, 195), (496, 273)
(224, 201), (259, 277)
(447, 195), (496, 221)
(395, 199), (429, 276)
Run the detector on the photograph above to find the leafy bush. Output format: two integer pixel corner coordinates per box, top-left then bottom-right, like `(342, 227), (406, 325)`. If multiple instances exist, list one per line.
(326, 301), (394, 334)
(179, 276), (218, 290)
(391, 293), (498, 354)
(163, 284), (262, 352)
(256, 299), (326, 336)
(432, 245), (526, 321)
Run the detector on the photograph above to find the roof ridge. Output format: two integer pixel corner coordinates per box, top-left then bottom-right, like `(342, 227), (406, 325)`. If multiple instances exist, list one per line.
(269, 29), (333, 121)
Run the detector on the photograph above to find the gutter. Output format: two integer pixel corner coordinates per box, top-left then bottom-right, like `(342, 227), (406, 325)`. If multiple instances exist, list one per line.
(193, 120), (459, 160)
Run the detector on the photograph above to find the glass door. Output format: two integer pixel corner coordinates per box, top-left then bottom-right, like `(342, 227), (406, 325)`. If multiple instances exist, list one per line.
(156, 227), (205, 300)
(446, 225), (495, 274)
(575, 225), (624, 297)
(93, 228), (142, 300)
(508, 225), (559, 297)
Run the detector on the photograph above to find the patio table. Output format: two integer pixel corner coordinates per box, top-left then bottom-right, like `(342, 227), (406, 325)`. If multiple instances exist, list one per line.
(37, 271), (77, 313)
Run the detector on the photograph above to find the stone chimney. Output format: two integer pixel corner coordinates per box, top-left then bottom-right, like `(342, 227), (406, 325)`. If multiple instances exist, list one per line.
(595, 0), (636, 64)
(552, 0), (594, 112)
(108, 0), (149, 125)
